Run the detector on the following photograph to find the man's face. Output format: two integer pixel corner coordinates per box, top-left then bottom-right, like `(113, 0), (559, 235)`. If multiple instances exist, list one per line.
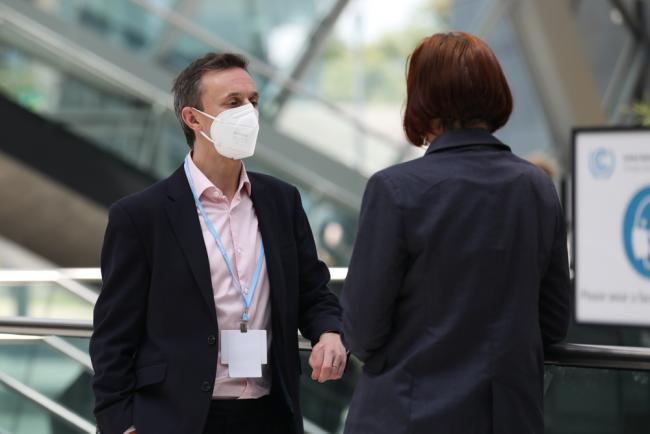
(196, 67), (259, 129)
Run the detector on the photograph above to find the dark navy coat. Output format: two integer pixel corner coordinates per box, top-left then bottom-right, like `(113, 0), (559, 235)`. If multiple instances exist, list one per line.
(90, 167), (342, 434)
(342, 129), (571, 434)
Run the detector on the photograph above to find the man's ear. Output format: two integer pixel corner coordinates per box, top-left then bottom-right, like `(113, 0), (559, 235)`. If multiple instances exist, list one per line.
(181, 107), (203, 134)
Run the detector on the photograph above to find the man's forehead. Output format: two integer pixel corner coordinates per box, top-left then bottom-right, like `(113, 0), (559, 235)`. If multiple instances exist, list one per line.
(200, 68), (257, 96)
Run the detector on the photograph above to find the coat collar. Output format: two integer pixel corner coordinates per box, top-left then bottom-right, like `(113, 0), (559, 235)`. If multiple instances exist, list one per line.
(425, 128), (511, 155)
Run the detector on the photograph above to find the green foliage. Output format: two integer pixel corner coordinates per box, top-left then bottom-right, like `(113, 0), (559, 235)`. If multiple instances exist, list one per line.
(0, 68), (45, 110)
(631, 101), (650, 126)
(316, 0), (448, 103)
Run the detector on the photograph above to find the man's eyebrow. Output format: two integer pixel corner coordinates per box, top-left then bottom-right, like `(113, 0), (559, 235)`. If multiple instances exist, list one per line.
(224, 91), (259, 99)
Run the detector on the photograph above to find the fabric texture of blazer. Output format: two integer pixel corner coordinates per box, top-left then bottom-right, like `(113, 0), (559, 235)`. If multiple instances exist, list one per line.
(90, 166), (342, 434)
(342, 129), (572, 434)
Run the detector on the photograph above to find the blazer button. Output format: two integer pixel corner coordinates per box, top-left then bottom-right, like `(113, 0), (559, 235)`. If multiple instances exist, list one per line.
(208, 335), (216, 345)
(201, 381), (212, 392)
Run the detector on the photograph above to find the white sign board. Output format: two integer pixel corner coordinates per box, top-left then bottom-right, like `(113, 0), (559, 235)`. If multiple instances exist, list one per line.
(574, 128), (650, 326)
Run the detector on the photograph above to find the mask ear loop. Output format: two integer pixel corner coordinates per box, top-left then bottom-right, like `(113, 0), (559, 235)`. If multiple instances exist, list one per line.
(192, 107), (216, 144)
(192, 107), (216, 120)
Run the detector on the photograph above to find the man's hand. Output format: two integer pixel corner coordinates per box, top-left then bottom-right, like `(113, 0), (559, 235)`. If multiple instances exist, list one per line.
(308, 332), (347, 383)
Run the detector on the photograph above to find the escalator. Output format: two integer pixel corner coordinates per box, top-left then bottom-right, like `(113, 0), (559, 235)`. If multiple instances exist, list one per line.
(0, 94), (156, 266)
(0, 0), (408, 267)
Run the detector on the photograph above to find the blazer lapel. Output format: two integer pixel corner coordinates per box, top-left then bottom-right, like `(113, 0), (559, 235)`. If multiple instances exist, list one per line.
(249, 175), (286, 331)
(164, 166), (217, 325)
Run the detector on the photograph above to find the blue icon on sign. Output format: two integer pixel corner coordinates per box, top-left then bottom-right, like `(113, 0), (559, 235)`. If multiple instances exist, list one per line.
(623, 186), (650, 279)
(589, 148), (615, 179)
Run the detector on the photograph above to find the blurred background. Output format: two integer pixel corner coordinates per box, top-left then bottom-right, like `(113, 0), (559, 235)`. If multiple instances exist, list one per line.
(0, 0), (649, 433)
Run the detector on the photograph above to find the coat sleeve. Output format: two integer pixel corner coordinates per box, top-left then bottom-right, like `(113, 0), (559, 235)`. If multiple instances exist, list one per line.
(89, 202), (150, 434)
(341, 172), (407, 361)
(292, 188), (343, 345)
(539, 194), (572, 347)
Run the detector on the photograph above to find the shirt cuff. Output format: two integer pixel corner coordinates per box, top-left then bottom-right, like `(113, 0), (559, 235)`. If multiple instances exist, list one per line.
(124, 426), (136, 434)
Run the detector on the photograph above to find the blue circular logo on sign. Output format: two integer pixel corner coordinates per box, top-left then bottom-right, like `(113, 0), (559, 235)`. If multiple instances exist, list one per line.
(623, 186), (650, 279)
(589, 148), (615, 179)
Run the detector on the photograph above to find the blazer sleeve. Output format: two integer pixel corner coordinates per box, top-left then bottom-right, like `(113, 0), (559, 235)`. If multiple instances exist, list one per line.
(89, 202), (150, 434)
(292, 188), (343, 345)
(341, 172), (407, 361)
(539, 195), (572, 347)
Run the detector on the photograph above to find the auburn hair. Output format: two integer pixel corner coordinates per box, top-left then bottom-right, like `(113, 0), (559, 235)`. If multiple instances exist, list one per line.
(403, 32), (513, 146)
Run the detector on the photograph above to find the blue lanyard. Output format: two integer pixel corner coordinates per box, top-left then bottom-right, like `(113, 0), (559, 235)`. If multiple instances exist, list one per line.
(183, 157), (265, 325)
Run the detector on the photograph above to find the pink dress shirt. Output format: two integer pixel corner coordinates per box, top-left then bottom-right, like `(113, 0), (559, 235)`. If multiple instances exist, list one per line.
(124, 156), (272, 433)
(187, 155), (272, 398)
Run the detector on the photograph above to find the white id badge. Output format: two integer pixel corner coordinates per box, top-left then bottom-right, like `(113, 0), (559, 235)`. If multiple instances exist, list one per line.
(220, 330), (267, 378)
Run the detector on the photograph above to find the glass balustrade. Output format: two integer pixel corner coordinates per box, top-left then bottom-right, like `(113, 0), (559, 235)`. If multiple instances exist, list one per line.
(2, 334), (650, 433)
(544, 365), (650, 434)
(1, 273), (650, 433)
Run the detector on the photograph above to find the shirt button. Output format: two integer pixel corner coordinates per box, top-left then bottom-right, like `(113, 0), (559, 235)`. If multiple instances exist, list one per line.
(208, 335), (216, 345)
(201, 381), (212, 392)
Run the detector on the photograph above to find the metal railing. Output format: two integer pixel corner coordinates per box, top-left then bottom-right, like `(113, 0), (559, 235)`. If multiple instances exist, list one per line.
(2, 316), (650, 371)
(2, 267), (650, 371)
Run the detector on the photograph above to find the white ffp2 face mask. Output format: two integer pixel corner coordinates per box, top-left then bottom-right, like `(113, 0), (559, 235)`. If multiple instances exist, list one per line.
(193, 103), (259, 160)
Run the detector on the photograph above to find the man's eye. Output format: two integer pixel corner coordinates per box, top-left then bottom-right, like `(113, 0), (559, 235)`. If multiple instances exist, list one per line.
(229, 100), (239, 106)
(251, 100), (259, 107)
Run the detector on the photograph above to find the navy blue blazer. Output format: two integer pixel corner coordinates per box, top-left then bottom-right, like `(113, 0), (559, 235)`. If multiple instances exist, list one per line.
(342, 129), (571, 434)
(89, 166), (342, 434)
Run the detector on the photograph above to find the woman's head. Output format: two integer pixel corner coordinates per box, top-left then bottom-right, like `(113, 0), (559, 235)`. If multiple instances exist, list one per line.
(403, 32), (513, 146)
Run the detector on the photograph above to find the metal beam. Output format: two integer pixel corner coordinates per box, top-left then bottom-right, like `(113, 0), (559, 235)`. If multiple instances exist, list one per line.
(150, 0), (203, 62)
(42, 336), (94, 374)
(509, 0), (607, 170)
(610, 0), (650, 51)
(0, 369), (96, 434)
(268, 0), (351, 115)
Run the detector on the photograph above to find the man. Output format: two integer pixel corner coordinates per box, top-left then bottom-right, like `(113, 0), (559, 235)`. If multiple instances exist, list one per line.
(89, 52), (347, 434)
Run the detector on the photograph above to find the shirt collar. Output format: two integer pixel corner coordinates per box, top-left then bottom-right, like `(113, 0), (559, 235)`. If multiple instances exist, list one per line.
(186, 153), (252, 198)
(425, 128), (511, 155)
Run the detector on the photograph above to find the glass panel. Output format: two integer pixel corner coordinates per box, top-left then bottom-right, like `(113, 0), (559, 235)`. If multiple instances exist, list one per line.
(0, 40), (185, 178)
(0, 283), (93, 320)
(0, 390), (63, 434)
(0, 336), (93, 434)
(545, 365), (650, 434)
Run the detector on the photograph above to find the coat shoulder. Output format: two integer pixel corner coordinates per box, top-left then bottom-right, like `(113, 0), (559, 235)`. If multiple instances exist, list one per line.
(110, 174), (170, 218)
(248, 171), (298, 197)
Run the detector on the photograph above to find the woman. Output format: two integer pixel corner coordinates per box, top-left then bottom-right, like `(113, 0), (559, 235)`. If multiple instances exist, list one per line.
(341, 32), (571, 434)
